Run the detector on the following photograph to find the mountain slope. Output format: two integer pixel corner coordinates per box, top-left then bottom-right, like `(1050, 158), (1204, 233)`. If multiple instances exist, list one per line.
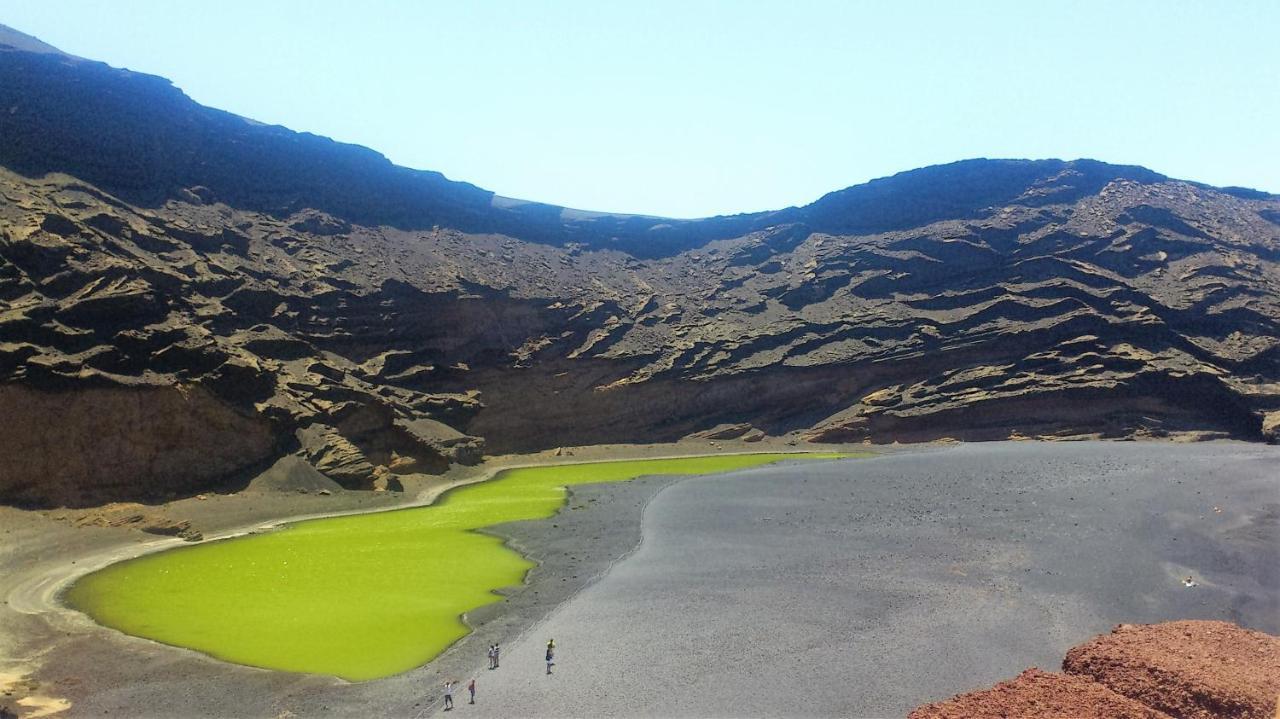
(2, 29), (1279, 506)
(0, 26), (768, 259)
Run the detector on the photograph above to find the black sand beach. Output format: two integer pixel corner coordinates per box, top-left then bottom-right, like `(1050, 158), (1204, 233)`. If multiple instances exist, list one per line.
(451, 442), (1278, 717)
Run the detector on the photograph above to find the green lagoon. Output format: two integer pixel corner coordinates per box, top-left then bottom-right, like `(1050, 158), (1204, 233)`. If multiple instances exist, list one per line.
(66, 453), (854, 681)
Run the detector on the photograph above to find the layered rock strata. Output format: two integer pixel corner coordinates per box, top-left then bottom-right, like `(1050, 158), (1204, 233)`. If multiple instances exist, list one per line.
(2, 27), (1280, 505)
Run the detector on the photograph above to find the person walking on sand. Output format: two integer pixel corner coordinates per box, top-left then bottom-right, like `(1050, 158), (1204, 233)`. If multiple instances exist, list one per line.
(468, 678), (476, 704)
(443, 680), (455, 711)
(545, 638), (556, 675)
(487, 644), (496, 670)
(494, 642), (501, 668)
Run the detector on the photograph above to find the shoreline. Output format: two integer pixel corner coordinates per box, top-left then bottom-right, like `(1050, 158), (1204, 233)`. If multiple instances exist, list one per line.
(0, 439), (893, 716)
(60, 451), (861, 681)
(5, 437), (1267, 717)
(28, 445), (863, 626)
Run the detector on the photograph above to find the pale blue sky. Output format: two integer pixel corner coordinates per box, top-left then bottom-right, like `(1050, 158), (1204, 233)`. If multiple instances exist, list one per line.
(2, 1), (1276, 217)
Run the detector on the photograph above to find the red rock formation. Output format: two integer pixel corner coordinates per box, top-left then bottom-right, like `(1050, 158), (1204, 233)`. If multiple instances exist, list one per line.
(910, 621), (1280, 719)
(1064, 621), (1280, 719)
(909, 668), (1170, 719)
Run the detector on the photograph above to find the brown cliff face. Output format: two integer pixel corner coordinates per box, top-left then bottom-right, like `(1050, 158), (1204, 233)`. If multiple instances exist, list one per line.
(2, 28), (1280, 505)
(0, 383), (278, 506)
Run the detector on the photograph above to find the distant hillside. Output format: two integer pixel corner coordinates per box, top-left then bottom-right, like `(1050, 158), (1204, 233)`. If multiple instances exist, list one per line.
(2, 26), (1279, 506)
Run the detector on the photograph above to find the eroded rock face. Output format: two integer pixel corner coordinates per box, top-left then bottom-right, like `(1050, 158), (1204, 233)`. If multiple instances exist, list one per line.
(2, 33), (1280, 504)
(0, 384), (278, 507)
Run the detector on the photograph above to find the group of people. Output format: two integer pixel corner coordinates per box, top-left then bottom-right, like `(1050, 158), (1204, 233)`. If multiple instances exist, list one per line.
(487, 643), (501, 669)
(440, 678), (475, 711)
(441, 638), (558, 710)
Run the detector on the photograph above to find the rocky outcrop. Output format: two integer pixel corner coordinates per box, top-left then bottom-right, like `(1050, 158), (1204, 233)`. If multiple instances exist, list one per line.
(910, 621), (1280, 719)
(909, 668), (1170, 719)
(1261, 410), (1280, 443)
(684, 423), (764, 441)
(2, 31), (1280, 505)
(1063, 621), (1280, 719)
(51, 502), (205, 541)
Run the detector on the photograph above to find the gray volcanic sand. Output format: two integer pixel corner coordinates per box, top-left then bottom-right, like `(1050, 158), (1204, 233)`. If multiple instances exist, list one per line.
(6, 441), (1276, 718)
(452, 442), (1279, 718)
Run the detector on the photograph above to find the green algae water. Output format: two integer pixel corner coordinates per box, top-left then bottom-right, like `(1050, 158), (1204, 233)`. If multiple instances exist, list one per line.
(66, 453), (853, 681)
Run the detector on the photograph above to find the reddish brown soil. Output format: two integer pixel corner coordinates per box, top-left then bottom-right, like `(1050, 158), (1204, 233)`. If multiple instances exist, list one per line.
(1064, 621), (1280, 719)
(911, 621), (1280, 719)
(908, 668), (1171, 719)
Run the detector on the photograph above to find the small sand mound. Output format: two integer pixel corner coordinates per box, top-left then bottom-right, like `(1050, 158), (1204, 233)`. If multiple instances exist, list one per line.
(245, 456), (342, 494)
(1063, 620), (1280, 719)
(908, 668), (1170, 719)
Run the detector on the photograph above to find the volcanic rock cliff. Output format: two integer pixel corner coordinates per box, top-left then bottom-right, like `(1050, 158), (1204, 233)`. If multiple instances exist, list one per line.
(3, 25), (1280, 506)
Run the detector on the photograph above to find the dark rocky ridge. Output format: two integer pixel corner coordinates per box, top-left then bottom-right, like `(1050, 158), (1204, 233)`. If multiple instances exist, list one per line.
(0, 24), (765, 260)
(2, 26), (1280, 506)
